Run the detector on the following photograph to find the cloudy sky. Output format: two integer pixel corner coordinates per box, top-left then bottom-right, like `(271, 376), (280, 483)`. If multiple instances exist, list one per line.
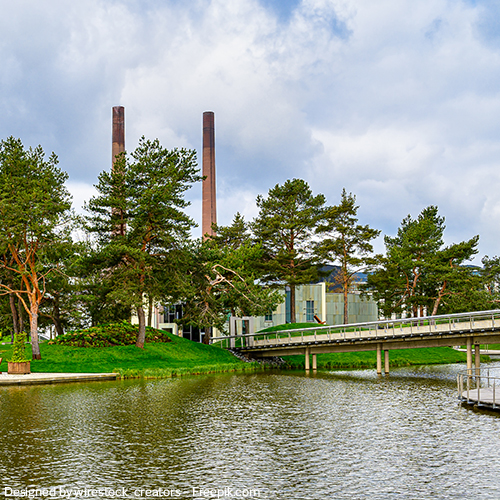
(1, 0), (499, 261)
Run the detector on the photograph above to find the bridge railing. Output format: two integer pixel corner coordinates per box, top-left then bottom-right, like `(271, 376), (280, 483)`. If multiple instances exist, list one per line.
(211, 309), (500, 349)
(457, 367), (500, 409)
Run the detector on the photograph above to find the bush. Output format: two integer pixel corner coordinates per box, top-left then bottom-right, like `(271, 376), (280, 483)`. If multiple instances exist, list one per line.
(49, 321), (172, 348)
(10, 332), (30, 362)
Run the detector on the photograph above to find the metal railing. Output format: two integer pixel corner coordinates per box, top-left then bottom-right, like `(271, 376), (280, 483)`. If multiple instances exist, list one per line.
(211, 309), (500, 350)
(457, 368), (500, 409)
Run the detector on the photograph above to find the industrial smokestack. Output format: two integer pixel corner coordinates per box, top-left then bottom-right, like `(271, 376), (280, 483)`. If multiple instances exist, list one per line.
(202, 111), (217, 238)
(112, 106), (125, 169)
(112, 106), (126, 236)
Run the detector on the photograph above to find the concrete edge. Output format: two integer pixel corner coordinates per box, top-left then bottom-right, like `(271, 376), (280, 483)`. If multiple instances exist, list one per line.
(0, 373), (119, 386)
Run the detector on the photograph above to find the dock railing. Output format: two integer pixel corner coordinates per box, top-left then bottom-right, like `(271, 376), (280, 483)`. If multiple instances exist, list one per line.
(457, 368), (500, 409)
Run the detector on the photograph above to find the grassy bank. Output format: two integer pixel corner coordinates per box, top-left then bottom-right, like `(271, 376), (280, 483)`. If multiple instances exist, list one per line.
(0, 322), (486, 378)
(0, 331), (260, 379)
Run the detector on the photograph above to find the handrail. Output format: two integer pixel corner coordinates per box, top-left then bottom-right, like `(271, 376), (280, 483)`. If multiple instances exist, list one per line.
(211, 309), (500, 347)
(457, 367), (500, 409)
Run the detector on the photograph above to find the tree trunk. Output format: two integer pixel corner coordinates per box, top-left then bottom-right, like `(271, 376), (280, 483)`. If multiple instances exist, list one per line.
(30, 306), (41, 360)
(203, 326), (212, 345)
(431, 281), (447, 316)
(290, 285), (296, 324)
(343, 286), (349, 325)
(136, 305), (146, 348)
(18, 298), (24, 336)
(147, 296), (153, 327)
(9, 294), (19, 342)
(52, 311), (65, 338)
(52, 294), (65, 337)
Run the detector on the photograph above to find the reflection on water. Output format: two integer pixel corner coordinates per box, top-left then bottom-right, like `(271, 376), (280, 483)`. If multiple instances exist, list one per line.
(1, 362), (500, 500)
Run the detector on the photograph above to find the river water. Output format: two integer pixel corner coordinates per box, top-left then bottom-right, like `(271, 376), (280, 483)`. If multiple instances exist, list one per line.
(1, 362), (500, 500)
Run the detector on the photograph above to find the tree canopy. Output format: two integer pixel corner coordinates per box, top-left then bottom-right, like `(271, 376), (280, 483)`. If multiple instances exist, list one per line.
(366, 206), (479, 318)
(0, 137), (72, 359)
(85, 137), (202, 347)
(316, 188), (380, 323)
(251, 178), (326, 324)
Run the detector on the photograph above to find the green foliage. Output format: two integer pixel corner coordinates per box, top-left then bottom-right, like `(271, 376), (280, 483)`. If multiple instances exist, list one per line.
(49, 321), (172, 347)
(0, 136), (73, 359)
(84, 137), (202, 346)
(181, 216), (281, 337)
(251, 178), (326, 323)
(316, 188), (381, 323)
(479, 255), (500, 309)
(10, 332), (29, 362)
(366, 206), (479, 318)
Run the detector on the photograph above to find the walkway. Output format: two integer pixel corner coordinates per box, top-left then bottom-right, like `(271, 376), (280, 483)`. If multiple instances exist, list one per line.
(215, 310), (500, 374)
(0, 372), (118, 386)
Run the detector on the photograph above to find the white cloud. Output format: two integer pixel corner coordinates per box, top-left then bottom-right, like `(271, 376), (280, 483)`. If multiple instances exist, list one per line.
(1, 0), (500, 261)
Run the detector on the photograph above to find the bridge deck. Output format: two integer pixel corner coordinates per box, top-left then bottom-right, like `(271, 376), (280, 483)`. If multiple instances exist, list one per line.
(251, 318), (494, 348)
(233, 315), (500, 357)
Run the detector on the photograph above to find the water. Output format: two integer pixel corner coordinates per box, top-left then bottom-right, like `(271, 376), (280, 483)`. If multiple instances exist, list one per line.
(1, 362), (500, 500)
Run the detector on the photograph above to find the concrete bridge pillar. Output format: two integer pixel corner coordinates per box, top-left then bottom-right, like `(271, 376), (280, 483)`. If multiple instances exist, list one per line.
(305, 347), (310, 371)
(312, 353), (317, 371)
(376, 344), (382, 375)
(475, 343), (481, 378)
(384, 350), (390, 375)
(466, 338), (473, 375)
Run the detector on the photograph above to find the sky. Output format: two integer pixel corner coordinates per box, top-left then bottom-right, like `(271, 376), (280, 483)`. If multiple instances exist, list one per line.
(1, 0), (500, 262)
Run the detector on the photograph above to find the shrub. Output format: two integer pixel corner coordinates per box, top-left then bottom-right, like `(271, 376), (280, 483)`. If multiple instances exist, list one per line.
(49, 321), (172, 348)
(10, 332), (30, 362)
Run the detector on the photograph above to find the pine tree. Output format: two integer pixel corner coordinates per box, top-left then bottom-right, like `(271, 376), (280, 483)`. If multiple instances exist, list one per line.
(316, 189), (380, 324)
(251, 179), (325, 324)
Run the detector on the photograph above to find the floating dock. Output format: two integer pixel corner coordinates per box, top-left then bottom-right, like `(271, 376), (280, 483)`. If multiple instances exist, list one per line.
(458, 368), (500, 411)
(0, 372), (119, 386)
(461, 388), (499, 409)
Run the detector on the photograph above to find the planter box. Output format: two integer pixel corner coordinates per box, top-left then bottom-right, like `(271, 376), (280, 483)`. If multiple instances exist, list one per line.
(8, 361), (31, 375)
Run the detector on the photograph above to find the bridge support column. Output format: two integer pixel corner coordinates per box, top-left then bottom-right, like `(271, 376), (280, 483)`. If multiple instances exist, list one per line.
(305, 347), (310, 371)
(466, 338), (473, 375)
(312, 353), (317, 371)
(376, 344), (382, 375)
(384, 350), (389, 375)
(475, 344), (481, 378)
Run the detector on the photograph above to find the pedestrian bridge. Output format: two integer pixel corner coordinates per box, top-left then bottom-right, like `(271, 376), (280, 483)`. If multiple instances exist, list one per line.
(212, 310), (500, 374)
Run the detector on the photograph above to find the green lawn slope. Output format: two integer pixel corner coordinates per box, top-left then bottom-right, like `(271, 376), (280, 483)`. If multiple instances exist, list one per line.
(0, 330), (258, 378)
(0, 322), (484, 379)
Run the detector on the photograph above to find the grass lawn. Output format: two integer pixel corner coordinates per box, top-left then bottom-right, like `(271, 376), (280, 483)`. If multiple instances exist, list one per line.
(0, 323), (485, 378)
(0, 332), (258, 378)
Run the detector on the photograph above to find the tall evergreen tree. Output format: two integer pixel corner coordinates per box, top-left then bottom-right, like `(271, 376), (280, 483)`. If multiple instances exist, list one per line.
(316, 189), (380, 324)
(251, 178), (326, 324)
(0, 137), (73, 359)
(85, 137), (202, 347)
(366, 206), (479, 318)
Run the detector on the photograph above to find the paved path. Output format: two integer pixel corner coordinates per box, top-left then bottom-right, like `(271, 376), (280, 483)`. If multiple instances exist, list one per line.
(0, 372), (118, 386)
(455, 349), (500, 355)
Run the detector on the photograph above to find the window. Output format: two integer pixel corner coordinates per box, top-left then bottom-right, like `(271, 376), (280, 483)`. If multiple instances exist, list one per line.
(265, 311), (273, 321)
(306, 300), (314, 322)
